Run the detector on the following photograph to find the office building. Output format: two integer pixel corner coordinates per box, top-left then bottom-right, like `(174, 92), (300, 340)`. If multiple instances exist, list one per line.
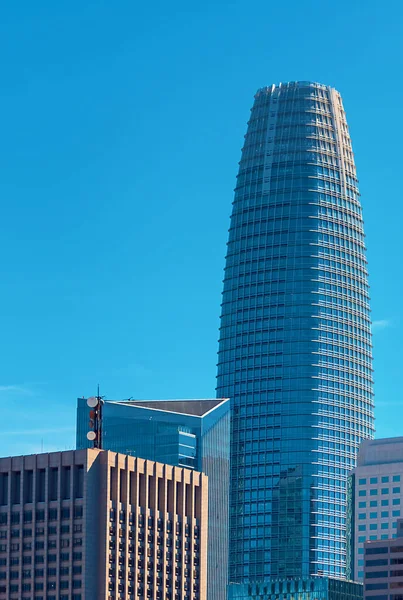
(0, 449), (208, 600)
(363, 519), (403, 600)
(347, 438), (403, 581)
(228, 577), (363, 600)
(216, 80), (374, 582)
(77, 398), (229, 600)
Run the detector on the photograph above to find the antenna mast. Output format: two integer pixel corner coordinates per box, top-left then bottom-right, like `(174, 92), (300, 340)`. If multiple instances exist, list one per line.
(86, 385), (104, 450)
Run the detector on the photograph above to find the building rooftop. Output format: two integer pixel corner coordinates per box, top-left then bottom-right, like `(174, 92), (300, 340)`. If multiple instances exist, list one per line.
(356, 437), (403, 467)
(105, 398), (229, 418)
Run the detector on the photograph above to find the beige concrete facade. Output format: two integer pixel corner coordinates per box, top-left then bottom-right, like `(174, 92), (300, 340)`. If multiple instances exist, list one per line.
(0, 449), (208, 600)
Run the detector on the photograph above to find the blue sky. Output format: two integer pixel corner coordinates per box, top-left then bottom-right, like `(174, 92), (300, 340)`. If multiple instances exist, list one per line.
(0, 0), (401, 456)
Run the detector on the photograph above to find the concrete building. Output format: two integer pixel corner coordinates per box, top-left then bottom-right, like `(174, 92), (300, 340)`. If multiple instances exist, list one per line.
(363, 519), (403, 600)
(0, 449), (208, 600)
(347, 438), (403, 581)
(76, 397), (229, 600)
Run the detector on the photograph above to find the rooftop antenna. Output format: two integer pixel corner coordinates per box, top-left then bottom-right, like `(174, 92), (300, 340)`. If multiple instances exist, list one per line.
(86, 384), (104, 450)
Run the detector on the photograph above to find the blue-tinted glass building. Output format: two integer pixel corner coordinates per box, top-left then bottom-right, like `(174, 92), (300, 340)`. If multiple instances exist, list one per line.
(228, 577), (363, 600)
(216, 81), (374, 584)
(76, 397), (230, 600)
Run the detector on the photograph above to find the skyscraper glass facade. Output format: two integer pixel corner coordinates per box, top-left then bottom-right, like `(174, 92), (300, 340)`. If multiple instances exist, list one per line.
(228, 577), (363, 600)
(216, 81), (374, 583)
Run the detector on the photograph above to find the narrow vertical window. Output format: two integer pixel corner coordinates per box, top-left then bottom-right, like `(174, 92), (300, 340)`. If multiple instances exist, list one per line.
(36, 469), (45, 503)
(109, 467), (113, 500)
(139, 473), (146, 508)
(129, 471), (136, 506)
(0, 474), (9, 506)
(167, 479), (174, 514)
(48, 468), (58, 502)
(194, 485), (201, 519)
(61, 467), (71, 500)
(148, 475), (155, 510)
(109, 467), (117, 503)
(176, 482), (183, 515)
(74, 465), (84, 499)
(11, 472), (21, 505)
(158, 478), (164, 512)
(119, 469), (127, 504)
(185, 483), (192, 517)
(24, 470), (33, 504)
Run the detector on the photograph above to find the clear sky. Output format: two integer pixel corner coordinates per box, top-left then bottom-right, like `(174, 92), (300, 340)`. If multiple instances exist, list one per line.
(0, 0), (401, 456)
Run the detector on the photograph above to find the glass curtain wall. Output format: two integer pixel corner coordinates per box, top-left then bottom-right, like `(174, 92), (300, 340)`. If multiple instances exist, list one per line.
(216, 81), (374, 582)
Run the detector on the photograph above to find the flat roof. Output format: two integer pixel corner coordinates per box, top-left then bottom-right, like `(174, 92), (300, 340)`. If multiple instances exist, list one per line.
(108, 398), (229, 418)
(357, 437), (403, 467)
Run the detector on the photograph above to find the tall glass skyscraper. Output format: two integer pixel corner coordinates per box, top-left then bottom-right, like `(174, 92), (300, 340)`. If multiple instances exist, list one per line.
(216, 81), (374, 584)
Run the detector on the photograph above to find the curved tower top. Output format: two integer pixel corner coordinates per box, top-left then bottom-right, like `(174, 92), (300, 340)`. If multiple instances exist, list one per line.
(217, 80), (374, 583)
